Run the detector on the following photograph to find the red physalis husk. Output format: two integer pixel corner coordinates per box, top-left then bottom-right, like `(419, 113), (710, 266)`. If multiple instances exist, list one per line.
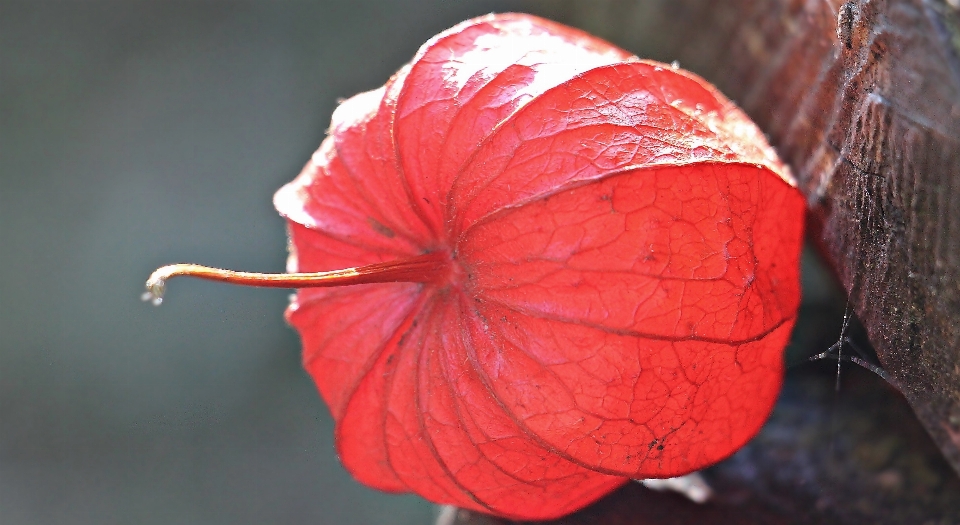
(274, 13), (804, 520)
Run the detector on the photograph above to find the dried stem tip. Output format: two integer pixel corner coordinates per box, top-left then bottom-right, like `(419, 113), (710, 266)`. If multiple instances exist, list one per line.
(141, 252), (448, 306)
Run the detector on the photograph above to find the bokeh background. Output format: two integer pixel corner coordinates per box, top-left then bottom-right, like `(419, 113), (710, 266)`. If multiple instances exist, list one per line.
(0, 2), (849, 525)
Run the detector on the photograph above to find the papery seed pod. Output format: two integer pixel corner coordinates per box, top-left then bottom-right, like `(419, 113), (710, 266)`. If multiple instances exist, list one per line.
(147, 12), (805, 521)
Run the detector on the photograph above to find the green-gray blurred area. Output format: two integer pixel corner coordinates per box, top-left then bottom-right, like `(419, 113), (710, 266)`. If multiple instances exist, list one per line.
(0, 2), (576, 524)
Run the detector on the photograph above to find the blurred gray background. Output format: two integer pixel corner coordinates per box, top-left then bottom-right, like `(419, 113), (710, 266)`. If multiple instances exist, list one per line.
(0, 2), (843, 525)
(0, 2), (577, 524)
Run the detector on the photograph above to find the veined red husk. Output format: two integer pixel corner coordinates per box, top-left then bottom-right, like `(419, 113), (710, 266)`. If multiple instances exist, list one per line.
(274, 13), (804, 521)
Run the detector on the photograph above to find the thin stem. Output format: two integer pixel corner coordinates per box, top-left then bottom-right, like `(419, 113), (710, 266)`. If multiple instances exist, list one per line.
(807, 337), (903, 393)
(142, 251), (447, 305)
